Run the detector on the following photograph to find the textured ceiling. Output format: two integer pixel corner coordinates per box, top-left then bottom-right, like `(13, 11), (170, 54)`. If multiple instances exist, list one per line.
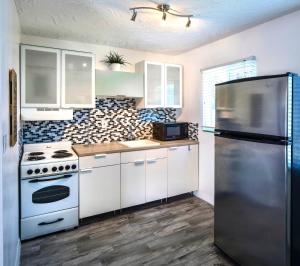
(14, 0), (300, 54)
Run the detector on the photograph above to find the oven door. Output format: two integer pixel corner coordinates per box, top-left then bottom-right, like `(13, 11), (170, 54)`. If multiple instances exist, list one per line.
(21, 172), (78, 218)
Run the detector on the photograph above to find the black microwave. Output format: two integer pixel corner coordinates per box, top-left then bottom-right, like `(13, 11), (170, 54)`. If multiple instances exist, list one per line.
(153, 122), (189, 141)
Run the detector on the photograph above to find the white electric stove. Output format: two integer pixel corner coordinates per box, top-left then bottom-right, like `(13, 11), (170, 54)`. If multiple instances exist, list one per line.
(20, 141), (79, 240)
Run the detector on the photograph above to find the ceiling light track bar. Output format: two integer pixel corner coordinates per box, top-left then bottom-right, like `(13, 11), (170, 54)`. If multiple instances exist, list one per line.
(129, 3), (193, 27)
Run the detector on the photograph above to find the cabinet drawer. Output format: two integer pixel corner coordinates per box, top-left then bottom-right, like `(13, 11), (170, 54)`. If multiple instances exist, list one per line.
(146, 148), (167, 160)
(121, 150), (146, 164)
(79, 153), (120, 169)
(21, 207), (78, 240)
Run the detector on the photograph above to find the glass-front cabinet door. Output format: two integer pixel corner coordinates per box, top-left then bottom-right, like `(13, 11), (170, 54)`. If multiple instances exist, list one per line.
(145, 62), (164, 108)
(62, 51), (95, 108)
(165, 64), (182, 108)
(21, 45), (61, 108)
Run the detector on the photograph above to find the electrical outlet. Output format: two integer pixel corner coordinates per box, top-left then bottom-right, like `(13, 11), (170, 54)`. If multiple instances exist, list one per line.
(101, 120), (108, 129)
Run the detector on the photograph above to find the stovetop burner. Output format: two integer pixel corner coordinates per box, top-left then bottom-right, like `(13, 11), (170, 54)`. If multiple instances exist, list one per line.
(28, 152), (44, 156)
(54, 150), (69, 154)
(27, 156), (46, 161)
(52, 153), (73, 159)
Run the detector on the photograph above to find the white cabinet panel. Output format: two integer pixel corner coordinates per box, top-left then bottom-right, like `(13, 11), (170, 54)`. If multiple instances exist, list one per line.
(79, 153), (120, 169)
(121, 161), (146, 208)
(21, 45), (60, 108)
(62, 51), (95, 108)
(187, 145), (199, 192)
(121, 150), (146, 164)
(79, 165), (120, 218)
(167, 146), (189, 197)
(165, 64), (182, 108)
(146, 148), (167, 160)
(146, 158), (167, 202)
(167, 145), (199, 197)
(95, 70), (143, 98)
(145, 62), (164, 107)
(136, 61), (182, 109)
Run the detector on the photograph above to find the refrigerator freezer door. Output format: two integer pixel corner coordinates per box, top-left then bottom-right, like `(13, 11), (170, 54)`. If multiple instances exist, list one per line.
(215, 76), (288, 137)
(215, 136), (288, 266)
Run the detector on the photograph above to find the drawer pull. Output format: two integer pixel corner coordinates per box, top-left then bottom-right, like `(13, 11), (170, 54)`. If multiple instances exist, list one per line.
(29, 174), (72, 183)
(134, 160), (144, 165)
(80, 169), (93, 173)
(169, 147), (177, 151)
(147, 159), (157, 164)
(38, 218), (64, 226)
(95, 154), (107, 159)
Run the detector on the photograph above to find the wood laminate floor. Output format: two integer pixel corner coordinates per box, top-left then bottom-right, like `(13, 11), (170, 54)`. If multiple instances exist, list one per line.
(21, 196), (235, 266)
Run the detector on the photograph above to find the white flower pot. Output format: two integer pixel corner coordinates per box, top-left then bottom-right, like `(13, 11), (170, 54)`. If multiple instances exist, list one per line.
(109, 63), (121, 71)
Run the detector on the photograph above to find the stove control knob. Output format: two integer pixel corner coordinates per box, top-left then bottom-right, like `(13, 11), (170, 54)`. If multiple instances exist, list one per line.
(59, 166), (64, 171)
(65, 165), (70, 170)
(27, 169), (33, 175)
(71, 164), (77, 170)
(52, 167), (57, 172)
(42, 168), (48, 173)
(35, 169), (40, 174)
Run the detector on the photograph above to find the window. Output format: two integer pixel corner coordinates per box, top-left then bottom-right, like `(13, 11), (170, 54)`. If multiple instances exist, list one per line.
(202, 57), (257, 131)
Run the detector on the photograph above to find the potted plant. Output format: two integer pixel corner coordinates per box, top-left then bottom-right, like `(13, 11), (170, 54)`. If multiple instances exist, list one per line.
(102, 51), (129, 71)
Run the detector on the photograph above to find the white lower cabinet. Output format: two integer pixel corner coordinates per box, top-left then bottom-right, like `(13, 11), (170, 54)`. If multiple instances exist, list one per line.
(79, 144), (198, 217)
(79, 165), (120, 218)
(121, 161), (146, 208)
(146, 158), (167, 202)
(167, 145), (199, 197)
(186, 145), (199, 192)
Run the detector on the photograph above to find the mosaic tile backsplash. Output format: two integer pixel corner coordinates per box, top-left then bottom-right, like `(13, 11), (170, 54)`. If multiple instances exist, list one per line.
(22, 98), (198, 144)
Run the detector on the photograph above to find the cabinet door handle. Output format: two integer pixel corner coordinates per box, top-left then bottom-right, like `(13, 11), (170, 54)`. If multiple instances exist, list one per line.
(29, 174), (72, 183)
(147, 159), (157, 164)
(169, 147), (177, 151)
(134, 160), (144, 165)
(95, 154), (107, 159)
(80, 168), (93, 173)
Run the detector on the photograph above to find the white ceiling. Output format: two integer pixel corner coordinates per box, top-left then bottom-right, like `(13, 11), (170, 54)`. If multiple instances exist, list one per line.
(14, 0), (300, 55)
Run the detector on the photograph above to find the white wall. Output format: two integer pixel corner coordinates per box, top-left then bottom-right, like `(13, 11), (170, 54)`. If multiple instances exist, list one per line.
(21, 35), (178, 72)
(0, 0), (21, 265)
(176, 9), (300, 205)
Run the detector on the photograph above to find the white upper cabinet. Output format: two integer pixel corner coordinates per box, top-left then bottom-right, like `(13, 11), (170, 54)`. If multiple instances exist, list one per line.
(21, 45), (61, 108)
(135, 61), (182, 109)
(95, 70), (143, 98)
(62, 51), (95, 108)
(21, 45), (95, 115)
(145, 62), (164, 107)
(165, 64), (182, 108)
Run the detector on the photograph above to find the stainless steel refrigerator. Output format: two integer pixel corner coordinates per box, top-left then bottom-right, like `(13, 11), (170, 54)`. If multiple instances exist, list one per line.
(214, 73), (300, 266)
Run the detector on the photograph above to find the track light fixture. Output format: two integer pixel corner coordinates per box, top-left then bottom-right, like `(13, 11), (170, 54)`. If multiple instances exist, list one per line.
(129, 4), (193, 27)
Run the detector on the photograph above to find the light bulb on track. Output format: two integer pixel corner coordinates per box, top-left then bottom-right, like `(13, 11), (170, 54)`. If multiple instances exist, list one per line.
(131, 10), (137, 21)
(186, 17), (191, 28)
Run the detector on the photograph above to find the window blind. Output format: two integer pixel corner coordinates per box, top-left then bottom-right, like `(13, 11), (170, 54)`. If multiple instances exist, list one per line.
(202, 57), (257, 131)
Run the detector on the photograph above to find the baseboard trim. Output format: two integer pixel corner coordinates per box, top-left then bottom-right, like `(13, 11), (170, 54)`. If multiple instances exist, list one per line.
(193, 191), (214, 206)
(14, 238), (21, 266)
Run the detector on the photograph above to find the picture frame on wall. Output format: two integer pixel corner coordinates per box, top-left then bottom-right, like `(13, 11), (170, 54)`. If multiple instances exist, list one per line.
(9, 69), (17, 147)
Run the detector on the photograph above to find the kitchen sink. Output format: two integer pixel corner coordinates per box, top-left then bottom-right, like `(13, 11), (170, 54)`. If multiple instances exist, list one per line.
(119, 139), (160, 148)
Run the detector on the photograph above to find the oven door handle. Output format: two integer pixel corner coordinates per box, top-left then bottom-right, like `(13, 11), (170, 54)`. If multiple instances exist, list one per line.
(38, 218), (64, 226)
(29, 174), (73, 183)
